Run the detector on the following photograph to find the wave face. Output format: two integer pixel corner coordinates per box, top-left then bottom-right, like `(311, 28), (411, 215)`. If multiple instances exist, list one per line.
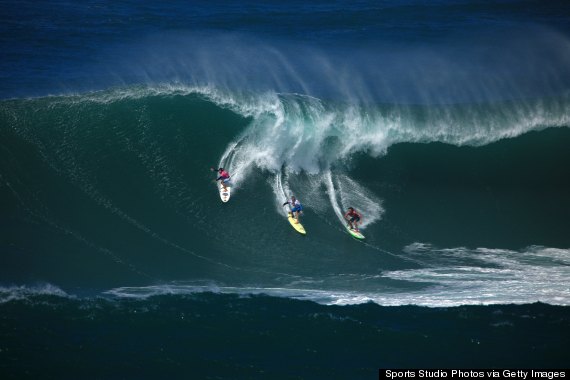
(1, 88), (569, 307)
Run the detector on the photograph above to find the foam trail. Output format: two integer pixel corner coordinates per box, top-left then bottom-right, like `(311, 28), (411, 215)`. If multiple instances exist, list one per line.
(336, 175), (384, 229)
(324, 170), (347, 226)
(323, 170), (384, 230)
(273, 170), (292, 217)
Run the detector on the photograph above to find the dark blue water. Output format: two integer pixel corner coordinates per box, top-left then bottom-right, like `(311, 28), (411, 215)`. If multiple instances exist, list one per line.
(1, 1), (569, 377)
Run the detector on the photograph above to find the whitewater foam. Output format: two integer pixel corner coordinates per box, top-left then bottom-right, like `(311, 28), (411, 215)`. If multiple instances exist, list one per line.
(0, 284), (71, 304)
(384, 244), (570, 306)
(103, 242), (570, 308)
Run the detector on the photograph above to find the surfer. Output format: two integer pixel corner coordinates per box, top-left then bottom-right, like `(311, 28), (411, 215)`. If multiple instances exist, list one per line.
(283, 196), (303, 223)
(211, 167), (231, 191)
(344, 207), (362, 231)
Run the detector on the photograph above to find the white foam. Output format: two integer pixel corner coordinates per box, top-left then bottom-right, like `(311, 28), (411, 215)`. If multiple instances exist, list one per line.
(383, 244), (570, 306)
(0, 284), (71, 304)
(101, 244), (570, 307)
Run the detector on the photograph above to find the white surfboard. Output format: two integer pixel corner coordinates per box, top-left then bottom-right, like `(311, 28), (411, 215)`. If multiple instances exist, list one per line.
(219, 182), (231, 202)
(346, 225), (365, 239)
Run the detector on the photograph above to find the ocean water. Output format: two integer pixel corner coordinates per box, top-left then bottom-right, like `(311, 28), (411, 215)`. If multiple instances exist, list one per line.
(1, 1), (570, 378)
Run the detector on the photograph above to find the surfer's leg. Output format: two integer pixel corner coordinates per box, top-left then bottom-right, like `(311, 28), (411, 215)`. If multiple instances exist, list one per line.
(291, 206), (299, 222)
(291, 207), (300, 223)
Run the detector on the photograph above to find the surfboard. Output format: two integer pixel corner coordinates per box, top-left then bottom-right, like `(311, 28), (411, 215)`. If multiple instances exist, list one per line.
(287, 212), (306, 235)
(219, 182), (231, 202)
(346, 226), (365, 239)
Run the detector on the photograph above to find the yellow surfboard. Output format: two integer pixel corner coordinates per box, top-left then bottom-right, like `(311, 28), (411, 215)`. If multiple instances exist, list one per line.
(287, 212), (306, 235)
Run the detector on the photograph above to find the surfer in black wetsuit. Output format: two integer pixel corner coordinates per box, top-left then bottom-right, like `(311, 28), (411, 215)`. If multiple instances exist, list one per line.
(344, 207), (362, 231)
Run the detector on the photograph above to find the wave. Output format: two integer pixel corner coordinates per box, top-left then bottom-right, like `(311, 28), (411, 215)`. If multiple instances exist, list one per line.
(2, 85), (569, 229)
(105, 242), (570, 307)
(1, 85), (569, 307)
(206, 86), (569, 233)
(6, 86), (567, 218)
